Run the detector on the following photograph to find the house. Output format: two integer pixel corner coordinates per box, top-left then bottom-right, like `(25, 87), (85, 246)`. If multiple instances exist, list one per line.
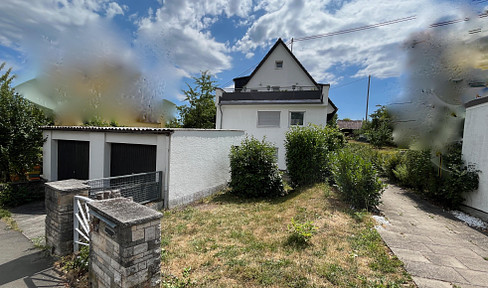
(215, 38), (337, 169)
(42, 126), (244, 208)
(337, 120), (363, 136)
(461, 96), (488, 221)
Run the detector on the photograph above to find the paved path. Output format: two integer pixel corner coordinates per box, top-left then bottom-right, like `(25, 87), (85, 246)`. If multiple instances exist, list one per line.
(0, 221), (64, 287)
(376, 185), (488, 288)
(11, 201), (46, 244)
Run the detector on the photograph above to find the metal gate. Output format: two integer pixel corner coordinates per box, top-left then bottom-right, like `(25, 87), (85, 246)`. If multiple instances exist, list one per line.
(73, 195), (93, 252)
(84, 171), (163, 204)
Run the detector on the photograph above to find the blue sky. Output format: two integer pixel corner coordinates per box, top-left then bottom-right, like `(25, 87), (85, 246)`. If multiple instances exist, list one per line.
(0, 0), (486, 120)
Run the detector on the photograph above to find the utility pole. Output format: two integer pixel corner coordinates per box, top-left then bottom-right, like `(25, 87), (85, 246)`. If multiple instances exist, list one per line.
(365, 75), (371, 121)
(290, 38), (294, 52)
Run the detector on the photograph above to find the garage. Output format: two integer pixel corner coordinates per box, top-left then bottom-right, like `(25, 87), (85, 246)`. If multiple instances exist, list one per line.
(57, 140), (89, 180)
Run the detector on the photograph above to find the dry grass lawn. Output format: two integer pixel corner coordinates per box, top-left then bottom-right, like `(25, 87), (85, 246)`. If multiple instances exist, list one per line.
(160, 184), (414, 287)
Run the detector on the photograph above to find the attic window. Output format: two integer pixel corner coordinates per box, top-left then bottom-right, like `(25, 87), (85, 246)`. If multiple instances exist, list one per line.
(275, 60), (283, 69)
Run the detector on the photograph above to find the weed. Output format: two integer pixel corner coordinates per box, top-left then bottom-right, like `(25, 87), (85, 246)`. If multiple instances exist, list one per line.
(162, 267), (196, 288)
(287, 217), (317, 246)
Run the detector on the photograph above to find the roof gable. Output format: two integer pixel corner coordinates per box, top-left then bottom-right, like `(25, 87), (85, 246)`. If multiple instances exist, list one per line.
(237, 38), (319, 89)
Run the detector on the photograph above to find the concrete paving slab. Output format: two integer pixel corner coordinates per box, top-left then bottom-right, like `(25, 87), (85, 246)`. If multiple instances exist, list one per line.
(376, 185), (488, 288)
(422, 253), (467, 269)
(454, 268), (488, 287)
(404, 262), (468, 284)
(455, 256), (488, 272)
(411, 276), (453, 288)
(389, 247), (430, 263)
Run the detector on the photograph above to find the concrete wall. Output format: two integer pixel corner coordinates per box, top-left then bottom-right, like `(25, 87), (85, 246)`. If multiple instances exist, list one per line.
(217, 104), (331, 169)
(244, 43), (316, 91)
(462, 101), (488, 218)
(167, 129), (244, 207)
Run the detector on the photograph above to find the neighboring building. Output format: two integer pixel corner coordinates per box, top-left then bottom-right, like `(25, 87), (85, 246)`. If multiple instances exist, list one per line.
(461, 96), (488, 221)
(337, 120), (363, 136)
(215, 38), (337, 169)
(42, 126), (244, 208)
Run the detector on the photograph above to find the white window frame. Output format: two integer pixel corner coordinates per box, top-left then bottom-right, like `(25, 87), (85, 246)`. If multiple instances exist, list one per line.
(289, 111), (305, 127)
(257, 110), (281, 128)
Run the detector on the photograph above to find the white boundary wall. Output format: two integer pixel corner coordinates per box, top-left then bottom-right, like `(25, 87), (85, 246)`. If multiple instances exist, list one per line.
(167, 130), (244, 207)
(462, 100), (488, 220)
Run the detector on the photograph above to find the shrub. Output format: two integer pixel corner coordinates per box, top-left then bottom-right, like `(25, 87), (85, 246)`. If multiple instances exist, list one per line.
(0, 181), (45, 208)
(332, 148), (384, 211)
(285, 124), (344, 188)
(229, 137), (284, 197)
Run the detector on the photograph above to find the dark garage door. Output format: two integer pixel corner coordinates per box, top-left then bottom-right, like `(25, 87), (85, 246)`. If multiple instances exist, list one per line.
(110, 143), (156, 177)
(58, 140), (89, 180)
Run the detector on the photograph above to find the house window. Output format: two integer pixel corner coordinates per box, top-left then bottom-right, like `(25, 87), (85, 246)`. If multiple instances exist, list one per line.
(290, 111), (305, 126)
(258, 111), (280, 127)
(275, 60), (283, 69)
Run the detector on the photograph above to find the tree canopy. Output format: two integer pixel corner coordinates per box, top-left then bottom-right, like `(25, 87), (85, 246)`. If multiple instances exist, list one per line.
(0, 63), (49, 182)
(361, 105), (394, 148)
(176, 71), (216, 129)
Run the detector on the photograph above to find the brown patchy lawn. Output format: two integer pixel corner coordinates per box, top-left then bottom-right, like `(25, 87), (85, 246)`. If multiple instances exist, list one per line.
(160, 184), (414, 287)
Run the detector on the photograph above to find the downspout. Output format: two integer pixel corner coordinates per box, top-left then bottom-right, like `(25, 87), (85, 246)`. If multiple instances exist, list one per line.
(164, 130), (174, 209)
(219, 103), (223, 129)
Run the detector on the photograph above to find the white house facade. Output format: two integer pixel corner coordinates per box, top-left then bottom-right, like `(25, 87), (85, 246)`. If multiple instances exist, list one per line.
(215, 38), (337, 169)
(461, 97), (488, 221)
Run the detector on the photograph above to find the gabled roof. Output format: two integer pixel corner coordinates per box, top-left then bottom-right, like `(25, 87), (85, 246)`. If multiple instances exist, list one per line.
(235, 38), (319, 88)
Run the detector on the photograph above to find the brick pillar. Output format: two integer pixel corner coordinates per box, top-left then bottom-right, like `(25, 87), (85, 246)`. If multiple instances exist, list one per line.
(88, 198), (163, 288)
(45, 179), (89, 256)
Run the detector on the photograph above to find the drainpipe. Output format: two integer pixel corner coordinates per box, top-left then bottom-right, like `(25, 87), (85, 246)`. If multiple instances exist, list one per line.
(219, 103), (223, 129)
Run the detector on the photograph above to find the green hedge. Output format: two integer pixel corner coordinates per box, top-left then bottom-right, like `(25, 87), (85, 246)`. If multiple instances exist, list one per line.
(285, 124), (344, 188)
(347, 142), (479, 209)
(0, 181), (45, 208)
(331, 148), (384, 210)
(229, 137), (284, 197)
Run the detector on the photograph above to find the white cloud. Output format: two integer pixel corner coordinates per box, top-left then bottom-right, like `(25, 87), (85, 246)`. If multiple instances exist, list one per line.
(234, 0), (476, 83)
(106, 2), (125, 18)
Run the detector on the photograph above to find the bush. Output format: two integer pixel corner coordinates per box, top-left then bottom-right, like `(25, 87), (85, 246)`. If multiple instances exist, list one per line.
(229, 137), (284, 197)
(0, 181), (45, 208)
(332, 148), (384, 211)
(285, 124), (344, 188)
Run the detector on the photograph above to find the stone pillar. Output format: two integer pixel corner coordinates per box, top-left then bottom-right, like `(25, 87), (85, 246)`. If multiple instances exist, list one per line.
(88, 198), (163, 288)
(45, 179), (89, 256)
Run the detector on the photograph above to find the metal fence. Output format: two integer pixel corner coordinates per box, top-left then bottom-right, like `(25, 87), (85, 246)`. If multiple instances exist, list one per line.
(84, 171), (163, 204)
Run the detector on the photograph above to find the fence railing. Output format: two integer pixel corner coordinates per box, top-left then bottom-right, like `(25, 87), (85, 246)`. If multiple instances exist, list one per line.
(84, 171), (163, 204)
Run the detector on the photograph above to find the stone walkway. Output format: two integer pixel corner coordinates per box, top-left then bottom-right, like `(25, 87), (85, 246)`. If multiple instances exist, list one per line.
(376, 185), (488, 288)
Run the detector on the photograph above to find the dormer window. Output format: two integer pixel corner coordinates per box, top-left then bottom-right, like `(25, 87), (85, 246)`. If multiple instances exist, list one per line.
(275, 60), (283, 69)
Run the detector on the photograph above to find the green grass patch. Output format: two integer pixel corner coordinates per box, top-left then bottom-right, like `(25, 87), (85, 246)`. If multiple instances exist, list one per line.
(160, 184), (414, 287)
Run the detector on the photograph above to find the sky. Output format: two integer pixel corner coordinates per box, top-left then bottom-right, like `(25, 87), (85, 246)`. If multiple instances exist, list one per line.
(0, 0), (487, 121)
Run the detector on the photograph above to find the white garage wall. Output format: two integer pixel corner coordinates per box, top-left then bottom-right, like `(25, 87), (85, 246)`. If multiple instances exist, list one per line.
(462, 101), (488, 220)
(167, 129), (244, 207)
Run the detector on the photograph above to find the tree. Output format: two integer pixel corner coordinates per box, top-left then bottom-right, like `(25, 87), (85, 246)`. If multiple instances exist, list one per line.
(361, 105), (394, 148)
(0, 63), (49, 182)
(177, 71), (217, 128)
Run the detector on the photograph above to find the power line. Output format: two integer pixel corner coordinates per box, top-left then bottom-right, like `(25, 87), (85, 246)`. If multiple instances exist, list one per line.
(289, 15), (417, 44)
